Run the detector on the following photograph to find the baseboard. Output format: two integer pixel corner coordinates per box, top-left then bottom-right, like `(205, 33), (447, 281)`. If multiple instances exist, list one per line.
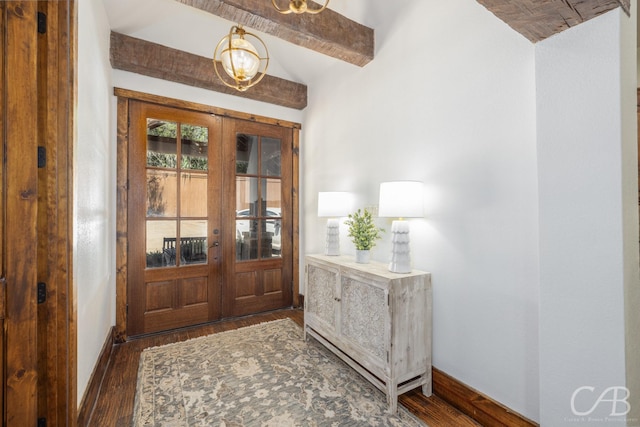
(77, 326), (115, 426)
(432, 367), (538, 427)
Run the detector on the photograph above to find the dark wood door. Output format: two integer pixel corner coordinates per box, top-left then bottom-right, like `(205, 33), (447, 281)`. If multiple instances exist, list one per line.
(127, 102), (223, 336)
(221, 120), (293, 317)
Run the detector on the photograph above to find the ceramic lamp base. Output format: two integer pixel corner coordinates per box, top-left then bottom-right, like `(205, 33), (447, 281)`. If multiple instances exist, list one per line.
(388, 220), (412, 273)
(325, 218), (340, 256)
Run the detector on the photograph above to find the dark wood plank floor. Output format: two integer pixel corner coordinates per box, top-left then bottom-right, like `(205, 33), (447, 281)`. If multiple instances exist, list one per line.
(85, 309), (480, 427)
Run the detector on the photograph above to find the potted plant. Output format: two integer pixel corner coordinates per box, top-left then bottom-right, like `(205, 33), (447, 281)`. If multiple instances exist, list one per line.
(345, 208), (384, 263)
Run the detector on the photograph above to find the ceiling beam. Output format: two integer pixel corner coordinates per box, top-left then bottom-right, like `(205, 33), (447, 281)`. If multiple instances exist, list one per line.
(109, 31), (307, 110)
(476, 0), (630, 43)
(174, 0), (374, 67)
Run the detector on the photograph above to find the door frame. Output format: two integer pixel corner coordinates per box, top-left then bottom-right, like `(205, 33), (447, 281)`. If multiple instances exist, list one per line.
(2, 1), (76, 425)
(114, 88), (301, 341)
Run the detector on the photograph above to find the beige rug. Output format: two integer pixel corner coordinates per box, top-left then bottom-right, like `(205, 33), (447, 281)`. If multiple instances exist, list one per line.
(132, 318), (427, 426)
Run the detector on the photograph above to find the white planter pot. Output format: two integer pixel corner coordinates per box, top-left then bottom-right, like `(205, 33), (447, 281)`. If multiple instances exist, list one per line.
(355, 250), (370, 264)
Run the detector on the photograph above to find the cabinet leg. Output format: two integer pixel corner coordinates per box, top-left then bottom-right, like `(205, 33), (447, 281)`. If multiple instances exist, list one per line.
(422, 370), (433, 397)
(422, 381), (432, 397)
(386, 382), (398, 414)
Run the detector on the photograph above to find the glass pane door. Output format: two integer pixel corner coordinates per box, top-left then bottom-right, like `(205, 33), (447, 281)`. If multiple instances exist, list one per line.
(222, 119), (293, 318)
(127, 101), (222, 336)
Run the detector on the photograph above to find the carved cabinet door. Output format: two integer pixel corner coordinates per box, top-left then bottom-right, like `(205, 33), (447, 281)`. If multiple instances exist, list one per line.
(339, 273), (390, 370)
(305, 262), (339, 334)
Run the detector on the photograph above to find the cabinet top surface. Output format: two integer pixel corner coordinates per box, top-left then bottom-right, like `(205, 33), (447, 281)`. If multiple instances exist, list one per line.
(305, 254), (430, 279)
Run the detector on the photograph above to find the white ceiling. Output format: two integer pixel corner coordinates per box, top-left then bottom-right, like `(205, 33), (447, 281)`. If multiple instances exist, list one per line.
(101, 0), (414, 87)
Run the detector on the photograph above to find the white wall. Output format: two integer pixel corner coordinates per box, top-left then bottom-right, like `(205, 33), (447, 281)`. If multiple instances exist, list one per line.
(76, 0), (115, 404)
(302, 0), (540, 421)
(537, 7), (639, 426)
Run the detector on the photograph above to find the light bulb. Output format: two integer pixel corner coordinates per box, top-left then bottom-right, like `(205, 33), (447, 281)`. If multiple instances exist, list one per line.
(220, 38), (259, 81)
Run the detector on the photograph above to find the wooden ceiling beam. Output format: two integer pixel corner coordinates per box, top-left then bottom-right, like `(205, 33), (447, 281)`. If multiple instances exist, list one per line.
(109, 31), (307, 110)
(476, 0), (630, 42)
(174, 0), (374, 67)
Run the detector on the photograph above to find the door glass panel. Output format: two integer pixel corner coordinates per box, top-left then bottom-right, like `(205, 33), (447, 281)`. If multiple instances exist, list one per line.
(262, 178), (281, 259)
(146, 220), (176, 268)
(181, 173), (207, 217)
(261, 228), (278, 258)
(236, 218), (258, 260)
(181, 123), (208, 170)
(146, 170), (177, 217)
(236, 134), (258, 174)
(236, 177), (258, 215)
(262, 178), (281, 215)
(180, 220), (208, 265)
(147, 119), (177, 168)
(261, 137), (281, 176)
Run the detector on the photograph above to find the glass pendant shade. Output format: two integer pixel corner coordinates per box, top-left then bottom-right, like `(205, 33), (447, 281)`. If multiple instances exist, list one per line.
(220, 38), (259, 81)
(213, 25), (269, 92)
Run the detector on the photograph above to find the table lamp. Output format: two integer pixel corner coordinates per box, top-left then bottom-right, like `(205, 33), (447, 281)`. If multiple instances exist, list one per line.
(378, 181), (423, 273)
(317, 192), (353, 256)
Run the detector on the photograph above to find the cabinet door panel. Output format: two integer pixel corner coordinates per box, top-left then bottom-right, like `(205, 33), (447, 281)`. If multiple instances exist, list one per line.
(340, 275), (388, 363)
(306, 264), (338, 330)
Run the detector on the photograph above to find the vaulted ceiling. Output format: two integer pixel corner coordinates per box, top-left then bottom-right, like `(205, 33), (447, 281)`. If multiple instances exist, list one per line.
(105, 0), (631, 110)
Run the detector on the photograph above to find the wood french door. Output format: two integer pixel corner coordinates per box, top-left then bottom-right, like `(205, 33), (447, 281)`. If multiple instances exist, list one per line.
(125, 98), (295, 336)
(127, 102), (223, 336)
(221, 119), (293, 317)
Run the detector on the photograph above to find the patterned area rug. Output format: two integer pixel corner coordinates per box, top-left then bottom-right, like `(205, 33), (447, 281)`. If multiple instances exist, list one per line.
(132, 318), (427, 426)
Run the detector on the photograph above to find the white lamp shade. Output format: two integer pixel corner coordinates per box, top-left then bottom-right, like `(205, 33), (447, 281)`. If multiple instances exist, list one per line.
(378, 181), (423, 218)
(318, 192), (354, 217)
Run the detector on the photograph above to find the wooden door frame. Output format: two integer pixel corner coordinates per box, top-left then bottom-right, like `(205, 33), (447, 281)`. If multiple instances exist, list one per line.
(36, 1), (77, 425)
(114, 88), (301, 342)
(3, 3), (39, 424)
(2, 1), (76, 425)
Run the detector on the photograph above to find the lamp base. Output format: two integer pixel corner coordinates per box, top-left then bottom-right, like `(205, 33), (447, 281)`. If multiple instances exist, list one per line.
(388, 220), (411, 273)
(325, 218), (340, 256)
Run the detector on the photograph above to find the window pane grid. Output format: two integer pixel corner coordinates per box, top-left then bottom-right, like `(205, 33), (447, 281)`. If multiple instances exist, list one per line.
(235, 133), (282, 261)
(146, 118), (208, 268)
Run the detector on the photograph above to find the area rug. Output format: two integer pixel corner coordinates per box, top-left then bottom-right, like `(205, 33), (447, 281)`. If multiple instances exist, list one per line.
(132, 318), (427, 426)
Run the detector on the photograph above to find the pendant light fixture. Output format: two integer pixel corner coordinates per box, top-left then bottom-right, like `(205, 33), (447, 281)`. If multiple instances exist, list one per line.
(213, 25), (269, 92)
(272, 0), (330, 14)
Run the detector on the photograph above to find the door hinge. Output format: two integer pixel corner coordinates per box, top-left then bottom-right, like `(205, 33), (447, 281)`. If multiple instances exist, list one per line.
(38, 146), (46, 168)
(38, 417), (47, 427)
(37, 282), (47, 304)
(37, 12), (47, 34)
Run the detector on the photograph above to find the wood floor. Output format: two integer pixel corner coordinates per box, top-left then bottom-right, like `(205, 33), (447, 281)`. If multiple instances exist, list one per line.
(86, 309), (481, 427)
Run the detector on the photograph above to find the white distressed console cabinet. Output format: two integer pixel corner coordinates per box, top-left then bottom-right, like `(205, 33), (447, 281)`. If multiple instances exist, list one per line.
(303, 254), (432, 413)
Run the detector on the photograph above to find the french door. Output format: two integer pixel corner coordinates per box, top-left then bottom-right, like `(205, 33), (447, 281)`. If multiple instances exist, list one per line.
(127, 102), (223, 336)
(221, 120), (293, 317)
(126, 100), (293, 336)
